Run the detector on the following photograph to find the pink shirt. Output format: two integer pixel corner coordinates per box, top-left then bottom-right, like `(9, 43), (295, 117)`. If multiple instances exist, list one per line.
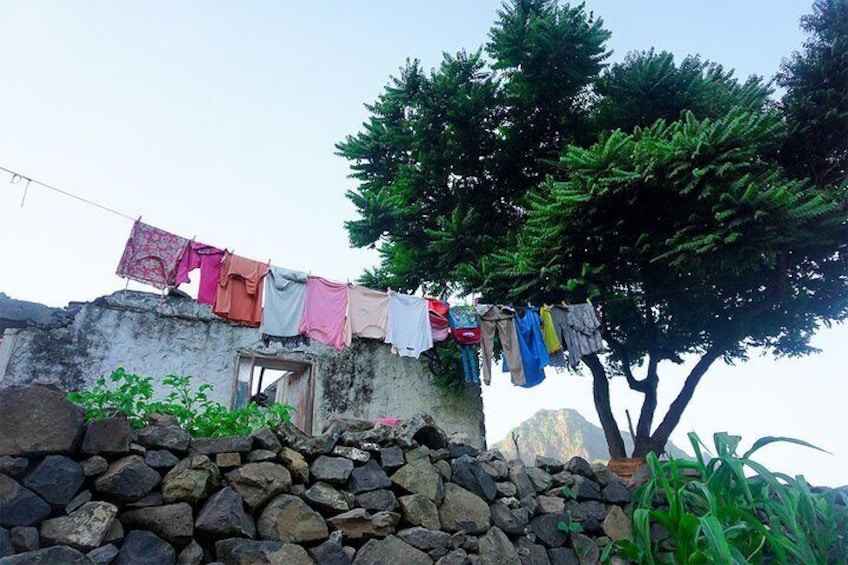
(299, 277), (349, 350)
(175, 242), (226, 305)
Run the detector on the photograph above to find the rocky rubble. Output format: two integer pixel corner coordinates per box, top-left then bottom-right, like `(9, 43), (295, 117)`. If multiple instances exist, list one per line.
(0, 385), (637, 564)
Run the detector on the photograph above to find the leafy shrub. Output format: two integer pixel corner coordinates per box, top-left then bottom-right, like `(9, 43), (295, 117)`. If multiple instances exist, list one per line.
(607, 432), (848, 564)
(67, 367), (293, 437)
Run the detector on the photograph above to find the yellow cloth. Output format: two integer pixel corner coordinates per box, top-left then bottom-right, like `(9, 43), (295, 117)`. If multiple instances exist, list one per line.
(540, 306), (563, 354)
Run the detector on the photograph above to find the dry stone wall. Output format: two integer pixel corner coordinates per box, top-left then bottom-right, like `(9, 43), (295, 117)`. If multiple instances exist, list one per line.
(0, 385), (637, 564)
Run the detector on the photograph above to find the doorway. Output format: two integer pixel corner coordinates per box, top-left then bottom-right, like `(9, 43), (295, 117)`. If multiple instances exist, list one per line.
(233, 354), (314, 433)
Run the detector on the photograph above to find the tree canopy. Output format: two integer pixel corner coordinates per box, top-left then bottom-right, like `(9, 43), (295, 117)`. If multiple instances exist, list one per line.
(337, 0), (848, 458)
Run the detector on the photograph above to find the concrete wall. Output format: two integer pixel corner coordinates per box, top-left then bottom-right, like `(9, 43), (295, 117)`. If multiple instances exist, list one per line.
(0, 291), (485, 447)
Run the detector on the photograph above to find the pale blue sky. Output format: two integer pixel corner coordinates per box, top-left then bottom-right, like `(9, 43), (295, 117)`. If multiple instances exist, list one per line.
(1, 1), (845, 485)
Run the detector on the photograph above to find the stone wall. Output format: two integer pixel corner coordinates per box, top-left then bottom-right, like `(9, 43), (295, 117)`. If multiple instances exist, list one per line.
(0, 386), (635, 564)
(0, 291), (484, 447)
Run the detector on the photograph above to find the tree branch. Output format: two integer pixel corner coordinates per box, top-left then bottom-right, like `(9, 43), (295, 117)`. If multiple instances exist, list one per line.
(583, 353), (628, 458)
(604, 335), (648, 392)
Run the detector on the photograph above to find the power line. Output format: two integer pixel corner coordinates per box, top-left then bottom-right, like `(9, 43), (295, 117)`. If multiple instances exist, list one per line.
(1, 165), (136, 221)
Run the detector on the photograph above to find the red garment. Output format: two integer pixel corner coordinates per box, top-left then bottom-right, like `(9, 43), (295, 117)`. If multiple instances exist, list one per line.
(175, 242), (226, 305)
(116, 220), (188, 290)
(212, 254), (268, 326)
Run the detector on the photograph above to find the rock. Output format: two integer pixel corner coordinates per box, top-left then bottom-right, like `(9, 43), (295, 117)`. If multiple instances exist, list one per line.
(138, 426), (191, 452)
(397, 527), (450, 553)
(0, 457), (28, 479)
(146, 450), (180, 469)
(601, 506), (632, 542)
(23, 455), (85, 507)
(479, 526), (521, 565)
(324, 414), (375, 434)
(116, 530), (176, 565)
(81, 456), (109, 477)
(509, 462), (537, 499)
(0, 475), (50, 527)
(311, 456), (354, 485)
(569, 533), (599, 565)
(327, 508), (399, 540)
(190, 436), (252, 455)
(147, 412), (179, 427)
(125, 492), (164, 509)
(40, 501), (118, 552)
(537, 496), (565, 515)
(490, 501), (528, 535)
(514, 537), (552, 565)
(398, 494), (441, 530)
(195, 487), (256, 539)
(547, 547), (579, 565)
(304, 482), (351, 514)
(405, 446), (431, 463)
(176, 539), (203, 565)
(529, 513), (569, 548)
(216, 453), (241, 469)
(438, 484), (491, 534)
(102, 518), (124, 545)
(487, 460), (510, 480)
(0, 545), (93, 564)
(353, 535), (433, 565)
(571, 477), (601, 502)
(452, 457), (497, 502)
(355, 490), (398, 513)
(226, 462), (292, 511)
(392, 461), (445, 505)
(447, 444), (478, 459)
(93, 455), (160, 502)
(434, 460), (452, 482)
(246, 450), (277, 463)
(496, 481), (517, 498)
(601, 482), (630, 505)
(257, 494), (328, 543)
(120, 503), (194, 546)
(308, 532), (351, 565)
(279, 448), (309, 484)
(215, 538), (313, 565)
(589, 464), (618, 488)
(535, 456), (564, 475)
(303, 426), (343, 457)
(0, 385), (85, 457)
(9, 526), (38, 552)
(436, 548), (468, 565)
(88, 543), (119, 565)
(66, 490), (92, 514)
(526, 468), (554, 493)
(162, 455), (220, 504)
(379, 446), (405, 470)
(346, 460), (391, 494)
(572, 500), (608, 522)
(252, 428), (282, 453)
(564, 458), (596, 481)
(81, 418), (132, 456)
(333, 446), (370, 463)
(396, 413), (446, 450)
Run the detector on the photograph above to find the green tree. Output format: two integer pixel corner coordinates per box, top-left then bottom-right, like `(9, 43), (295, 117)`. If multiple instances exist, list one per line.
(777, 0), (848, 186)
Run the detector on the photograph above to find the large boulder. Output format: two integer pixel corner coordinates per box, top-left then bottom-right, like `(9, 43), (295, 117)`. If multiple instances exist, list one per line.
(514, 537), (552, 565)
(303, 482), (351, 514)
(438, 484), (491, 534)
(94, 455), (161, 502)
(189, 436), (252, 455)
(479, 526), (521, 565)
(116, 530), (176, 565)
(602, 506), (633, 542)
(327, 508), (400, 540)
(0, 475), (50, 527)
(137, 426), (191, 452)
(308, 535), (352, 565)
(398, 494), (441, 531)
(0, 545), (92, 564)
(81, 418), (133, 456)
(353, 534), (433, 565)
(161, 455), (220, 504)
(257, 494), (328, 543)
(529, 513), (569, 548)
(452, 456), (497, 502)
(279, 448), (309, 484)
(311, 456), (354, 485)
(0, 386), (85, 456)
(195, 487), (256, 540)
(120, 503), (194, 546)
(215, 538), (314, 565)
(23, 455), (84, 508)
(346, 460), (391, 494)
(391, 461), (445, 505)
(355, 490), (398, 513)
(397, 527), (450, 554)
(226, 462), (291, 512)
(39, 501), (117, 552)
(490, 501), (528, 536)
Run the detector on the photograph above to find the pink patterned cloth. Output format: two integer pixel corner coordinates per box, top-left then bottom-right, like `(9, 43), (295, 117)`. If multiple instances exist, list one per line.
(299, 277), (349, 350)
(377, 417), (401, 427)
(116, 220), (188, 290)
(175, 242), (226, 304)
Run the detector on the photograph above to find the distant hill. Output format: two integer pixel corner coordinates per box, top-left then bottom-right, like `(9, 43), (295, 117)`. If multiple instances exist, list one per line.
(493, 408), (690, 464)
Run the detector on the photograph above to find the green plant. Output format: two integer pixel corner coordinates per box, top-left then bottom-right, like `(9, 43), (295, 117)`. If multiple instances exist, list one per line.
(68, 368), (293, 438)
(611, 432), (848, 564)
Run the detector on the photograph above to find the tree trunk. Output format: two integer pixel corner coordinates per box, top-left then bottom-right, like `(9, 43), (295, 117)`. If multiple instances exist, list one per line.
(583, 354), (627, 458)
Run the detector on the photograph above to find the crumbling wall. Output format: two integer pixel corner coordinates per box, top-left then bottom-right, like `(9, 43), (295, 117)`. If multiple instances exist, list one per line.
(0, 291), (485, 447)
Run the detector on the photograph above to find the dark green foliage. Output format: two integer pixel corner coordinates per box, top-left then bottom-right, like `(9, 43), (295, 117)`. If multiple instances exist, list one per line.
(67, 368), (293, 437)
(777, 0), (848, 186)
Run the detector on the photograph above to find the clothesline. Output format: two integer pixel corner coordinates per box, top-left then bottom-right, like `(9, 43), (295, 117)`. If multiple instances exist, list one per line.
(2, 164), (732, 307)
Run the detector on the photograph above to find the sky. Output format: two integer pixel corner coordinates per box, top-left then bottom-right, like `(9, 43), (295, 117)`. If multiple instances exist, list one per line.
(1, 1), (845, 486)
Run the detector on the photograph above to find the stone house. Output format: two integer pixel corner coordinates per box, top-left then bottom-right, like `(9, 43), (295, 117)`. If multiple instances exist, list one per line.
(0, 291), (485, 447)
